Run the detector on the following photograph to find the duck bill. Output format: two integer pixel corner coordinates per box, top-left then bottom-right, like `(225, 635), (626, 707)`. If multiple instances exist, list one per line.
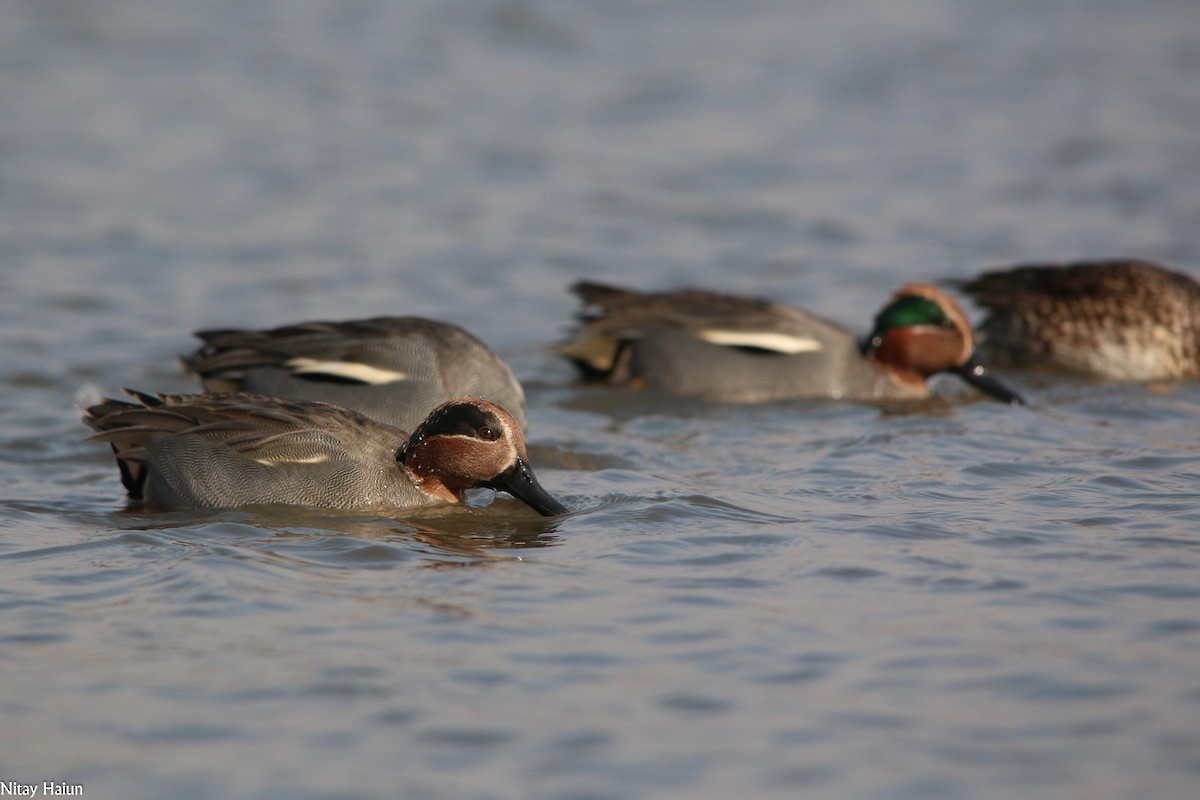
(952, 357), (1026, 406)
(486, 458), (569, 517)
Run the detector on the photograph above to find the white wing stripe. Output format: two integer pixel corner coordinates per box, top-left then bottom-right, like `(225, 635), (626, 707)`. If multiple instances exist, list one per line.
(697, 330), (823, 354)
(285, 358), (408, 385)
(253, 453), (332, 466)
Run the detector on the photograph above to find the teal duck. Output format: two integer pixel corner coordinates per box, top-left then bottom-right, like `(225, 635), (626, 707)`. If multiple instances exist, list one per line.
(557, 281), (1024, 405)
(183, 317), (528, 432)
(84, 392), (566, 516)
(955, 259), (1200, 381)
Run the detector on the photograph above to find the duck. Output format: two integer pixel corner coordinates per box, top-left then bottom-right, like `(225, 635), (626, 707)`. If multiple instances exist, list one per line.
(951, 259), (1200, 381)
(555, 280), (1024, 405)
(182, 316), (528, 432)
(83, 391), (567, 516)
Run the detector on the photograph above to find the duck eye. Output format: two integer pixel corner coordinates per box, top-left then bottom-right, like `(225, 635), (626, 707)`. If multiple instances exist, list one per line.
(477, 426), (497, 441)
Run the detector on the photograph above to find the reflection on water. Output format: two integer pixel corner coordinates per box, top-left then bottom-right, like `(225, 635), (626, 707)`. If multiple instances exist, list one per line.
(98, 504), (567, 563)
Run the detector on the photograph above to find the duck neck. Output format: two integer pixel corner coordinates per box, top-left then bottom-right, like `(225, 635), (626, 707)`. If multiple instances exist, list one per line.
(865, 331), (931, 395)
(399, 443), (464, 504)
(868, 353), (929, 394)
(409, 471), (460, 503)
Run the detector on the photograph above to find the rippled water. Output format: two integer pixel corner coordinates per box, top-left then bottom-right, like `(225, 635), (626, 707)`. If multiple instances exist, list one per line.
(3, 0), (1200, 798)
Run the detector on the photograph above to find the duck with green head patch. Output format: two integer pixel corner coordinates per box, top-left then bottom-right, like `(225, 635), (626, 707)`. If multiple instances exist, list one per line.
(557, 281), (1024, 405)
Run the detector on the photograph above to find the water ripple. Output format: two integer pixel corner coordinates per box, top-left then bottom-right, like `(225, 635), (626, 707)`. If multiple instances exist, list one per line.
(4, 1), (1200, 797)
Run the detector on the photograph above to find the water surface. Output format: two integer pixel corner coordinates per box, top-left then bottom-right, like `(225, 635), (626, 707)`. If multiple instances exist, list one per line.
(3, 1), (1200, 798)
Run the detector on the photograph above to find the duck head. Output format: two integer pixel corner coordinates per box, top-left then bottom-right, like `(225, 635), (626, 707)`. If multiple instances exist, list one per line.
(399, 399), (568, 516)
(864, 284), (1025, 405)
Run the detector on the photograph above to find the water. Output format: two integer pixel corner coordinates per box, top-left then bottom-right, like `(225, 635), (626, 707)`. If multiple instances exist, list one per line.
(3, 0), (1200, 797)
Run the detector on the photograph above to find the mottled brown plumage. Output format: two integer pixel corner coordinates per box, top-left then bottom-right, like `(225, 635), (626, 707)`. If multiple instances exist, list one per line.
(956, 260), (1200, 380)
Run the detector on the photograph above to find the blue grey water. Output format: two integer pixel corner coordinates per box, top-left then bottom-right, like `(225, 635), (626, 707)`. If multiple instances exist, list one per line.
(2, 0), (1200, 798)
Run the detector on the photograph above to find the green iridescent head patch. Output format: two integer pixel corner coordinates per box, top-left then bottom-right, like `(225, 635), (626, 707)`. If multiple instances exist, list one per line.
(868, 296), (953, 343)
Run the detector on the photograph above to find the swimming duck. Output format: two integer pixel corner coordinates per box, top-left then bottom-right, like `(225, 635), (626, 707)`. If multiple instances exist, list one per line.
(953, 259), (1200, 381)
(556, 280), (1024, 405)
(84, 391), (567, 516)
(183, 317), (528, 432)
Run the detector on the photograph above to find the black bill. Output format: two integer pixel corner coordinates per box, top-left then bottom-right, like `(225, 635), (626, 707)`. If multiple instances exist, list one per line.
(953, 357), (1026, 406)
(486, 457), (569, 517)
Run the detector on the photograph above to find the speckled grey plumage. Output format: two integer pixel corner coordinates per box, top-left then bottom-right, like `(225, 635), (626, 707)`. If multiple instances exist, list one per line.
(184, 317), (528, 431)
(620, 324), (909, 402)
(82, 391), (567, 515)
(85, 391), (437, 510)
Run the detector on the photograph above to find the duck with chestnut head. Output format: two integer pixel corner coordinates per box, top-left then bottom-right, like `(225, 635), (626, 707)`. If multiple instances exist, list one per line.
(556, 280), (1024, 405)
(84, 392), (567, 516)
